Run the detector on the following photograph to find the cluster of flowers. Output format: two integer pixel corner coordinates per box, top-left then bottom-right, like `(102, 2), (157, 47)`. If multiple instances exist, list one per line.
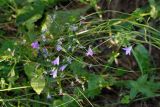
(31, 40), (132, 79)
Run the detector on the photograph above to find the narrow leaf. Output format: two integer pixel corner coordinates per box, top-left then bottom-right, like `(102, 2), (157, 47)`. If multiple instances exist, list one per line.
(132, 44), (151, 74)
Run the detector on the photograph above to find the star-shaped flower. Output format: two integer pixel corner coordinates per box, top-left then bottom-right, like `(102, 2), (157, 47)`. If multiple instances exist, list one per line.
(52, 56), (60, 65)
(31, 41), (39, 49)
(56, 44), (62, 51)
(86, 47), (94, 56)
(122, 46), (132, 55)
(59, 64), (68, 71)
(50, 68), (58, 78)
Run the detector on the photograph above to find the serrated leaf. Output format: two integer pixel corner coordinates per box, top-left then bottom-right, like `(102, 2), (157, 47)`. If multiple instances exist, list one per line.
(132, 44), (151, 74)
(31, 76), (45, 95)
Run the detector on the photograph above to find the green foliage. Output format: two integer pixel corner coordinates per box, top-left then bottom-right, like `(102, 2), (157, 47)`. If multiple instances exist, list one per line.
(121, 95), (130, 104)
(70, 60), (88, 76)
(128, 75), (160, 99)
(79, 0), (99, 6)
(48, 8), (88, 36)
(31, 75), (45, 95)
(1, 0), (160, 106)
(24, 62), (37, 79)
(132, 44), (151, 74)
(52, 100), (65, 107)
(148, 0), (158, 19)
(16, 0), (45, 32)
(86, 74), (108, 98)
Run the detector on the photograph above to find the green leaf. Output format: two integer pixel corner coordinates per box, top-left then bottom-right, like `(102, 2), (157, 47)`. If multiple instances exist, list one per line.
(148, 0), (158, 19)
(16, 1), (45, 24)
(128, 75), (160, 99)
(0, 40), (16, 55)
(52, 100), (65, 107)
(0, 0), (8, 6)
(7, 69), (19, 84)
(62, 95), (78, 107)
(70, 60), (88, 76)
(31, 76), (45, 95)
(47, 8), (88, 36)
(132, 44), (151, 74)
(24, 62), (37, 79)
(121, 95), (130, 104)
(85, 74), (109, 98)
(150, 5), (158, 19)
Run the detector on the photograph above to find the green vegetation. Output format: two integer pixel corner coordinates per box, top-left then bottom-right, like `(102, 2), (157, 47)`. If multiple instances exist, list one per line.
(0, 0), (160, 106)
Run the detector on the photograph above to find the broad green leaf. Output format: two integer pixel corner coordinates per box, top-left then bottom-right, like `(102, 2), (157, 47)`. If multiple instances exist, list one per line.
(52, 100), (65, 107)
(62, 95), (78, 107)
(128, 75), (160, 99)
(70, 60), (88, 76)
(0, 40), (16, 55)
(132, 44), (151, 74)
(86, 74), (102, 98)
(150, 5), (158, 19)
(31, 76), (45, 95)
(16, 1), (45, 24)
(148, 0), (158, 19)
(121, 95), (130, 104)
(24, 62), (37, 79)
(129, 88), (138, 99)
(85, 74), (109, 98)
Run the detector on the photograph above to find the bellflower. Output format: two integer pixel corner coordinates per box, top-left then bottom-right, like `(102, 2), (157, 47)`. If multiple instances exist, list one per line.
(42, 48), (48, 58)
(122, 46), (132, 55)
(47, 93), (52, 99)
(31, 41), (39, 49)
(52, 56), (60, 65)
(59, 64), (68, 71)
(50, 68), (58, 78)
(86, 47), (94, 56)
(56, 44), (62, 51)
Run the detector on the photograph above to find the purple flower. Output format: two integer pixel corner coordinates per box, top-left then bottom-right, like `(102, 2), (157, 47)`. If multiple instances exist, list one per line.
(31, 41), (39, 49)
(59, 64), (67, 71)
(50, 68), (58, 78)
(122, 46), (132, 55)
(43, 48), (48, 58)
(52, 56), (60, 65)
(56, 44), (62, 51)
(86, 47), (94, 56)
